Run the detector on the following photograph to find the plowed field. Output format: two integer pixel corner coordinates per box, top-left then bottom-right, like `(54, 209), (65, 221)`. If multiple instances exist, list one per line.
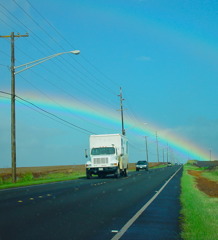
(188, 170), (218, 198)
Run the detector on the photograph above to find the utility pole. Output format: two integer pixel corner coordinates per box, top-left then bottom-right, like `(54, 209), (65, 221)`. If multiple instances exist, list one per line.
(118, 87), (125, 135)
(0, 32), (28, 182)
(166, 143), (169, 162)
(155, 132), (159, 162)
(162, 148), (165, 163)
(145, 136), (149, 163)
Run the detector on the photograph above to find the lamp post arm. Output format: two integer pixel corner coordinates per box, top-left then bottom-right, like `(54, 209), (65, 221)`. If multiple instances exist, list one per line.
(15, 55), (59, 75)
(14, 50), (80, 75)
(14, 52), (66, 75)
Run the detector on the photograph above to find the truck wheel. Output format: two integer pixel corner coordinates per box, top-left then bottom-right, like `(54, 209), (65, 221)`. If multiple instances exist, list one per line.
(86, 170), (92, 179)
(98, 173), (105, 178)
(124, 168), (128, 177)
(114, 168), (120, 178)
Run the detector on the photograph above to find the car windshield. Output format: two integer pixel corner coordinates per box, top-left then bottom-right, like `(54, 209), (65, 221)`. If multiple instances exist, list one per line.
(137, 161), (147, 165)
(91, 147), (115, 155)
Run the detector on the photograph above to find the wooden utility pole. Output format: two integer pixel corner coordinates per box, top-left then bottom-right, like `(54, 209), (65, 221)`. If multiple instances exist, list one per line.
(145, 136), (149, 163)
(118, 87), (125, 136)
(155, 132), (159, 162)
(0, 32), (28, 182)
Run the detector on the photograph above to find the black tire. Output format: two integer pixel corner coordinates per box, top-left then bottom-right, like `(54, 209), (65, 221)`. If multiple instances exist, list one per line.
(86, 170), (92, 179)
(98, 173), (105, 178)
(114, 167), (120, 178)
(124, 168), (128, 177)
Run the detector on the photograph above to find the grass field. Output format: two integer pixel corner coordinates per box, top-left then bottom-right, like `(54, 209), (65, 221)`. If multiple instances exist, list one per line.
(0, 162), (165, 189)
(180, 164), (218, 240)
(202, 167), (218, 182)
(0, 165), (86, 189)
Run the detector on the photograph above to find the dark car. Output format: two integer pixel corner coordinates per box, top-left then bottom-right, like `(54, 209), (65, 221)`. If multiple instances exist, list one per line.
(136, 160), (148, 171)
(167, 162), (172, 167)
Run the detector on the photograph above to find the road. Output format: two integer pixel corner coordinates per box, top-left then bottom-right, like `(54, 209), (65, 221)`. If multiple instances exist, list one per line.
(0, 166), (182, 240)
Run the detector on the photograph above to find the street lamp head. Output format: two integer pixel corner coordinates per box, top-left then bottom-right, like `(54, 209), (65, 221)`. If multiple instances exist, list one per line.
(70, 50), (80, 55)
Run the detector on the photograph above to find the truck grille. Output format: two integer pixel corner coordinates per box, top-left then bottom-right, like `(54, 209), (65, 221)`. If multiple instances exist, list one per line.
(93, 157), (109, 165)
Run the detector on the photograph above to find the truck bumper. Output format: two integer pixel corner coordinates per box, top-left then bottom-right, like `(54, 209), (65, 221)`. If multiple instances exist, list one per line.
(86, 167), (117, 175)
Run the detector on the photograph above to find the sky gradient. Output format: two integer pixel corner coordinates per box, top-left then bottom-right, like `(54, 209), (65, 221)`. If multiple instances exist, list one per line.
(0, 0), (218, 167)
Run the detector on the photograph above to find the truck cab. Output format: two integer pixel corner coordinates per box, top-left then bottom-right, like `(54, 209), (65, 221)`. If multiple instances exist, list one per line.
(85, 134), (128, 178)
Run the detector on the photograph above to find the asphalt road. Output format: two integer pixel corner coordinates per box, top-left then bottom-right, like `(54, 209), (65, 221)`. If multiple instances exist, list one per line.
(0, 166), (182, 240)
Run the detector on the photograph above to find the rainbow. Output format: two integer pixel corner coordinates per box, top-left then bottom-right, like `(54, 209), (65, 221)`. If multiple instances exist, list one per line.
(0, 91), (215, 161)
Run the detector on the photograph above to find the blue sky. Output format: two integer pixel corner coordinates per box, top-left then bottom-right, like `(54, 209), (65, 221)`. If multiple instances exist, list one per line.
(0, 0), (218, 167)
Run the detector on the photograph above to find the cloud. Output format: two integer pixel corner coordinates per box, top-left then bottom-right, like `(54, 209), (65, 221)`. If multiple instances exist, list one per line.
(161, 118), (218, 160)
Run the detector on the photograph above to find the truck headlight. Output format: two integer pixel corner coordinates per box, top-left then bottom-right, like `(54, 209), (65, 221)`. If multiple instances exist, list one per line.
(111, 163), (118, 166)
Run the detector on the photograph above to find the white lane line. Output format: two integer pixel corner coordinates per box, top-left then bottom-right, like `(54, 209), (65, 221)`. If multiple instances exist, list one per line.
(111, 167), (182, 240)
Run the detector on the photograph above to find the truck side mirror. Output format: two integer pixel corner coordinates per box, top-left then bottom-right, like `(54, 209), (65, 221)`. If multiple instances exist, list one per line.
(85, 149), (88, 158)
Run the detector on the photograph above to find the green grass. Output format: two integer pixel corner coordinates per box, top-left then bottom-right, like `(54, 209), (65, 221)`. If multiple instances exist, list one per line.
(0, 163), (182, 190)
(150, 164), (168, 169)
(0, 171), (86, 190)
(202, 167), (218, 182)
(180, 165), (218, 240)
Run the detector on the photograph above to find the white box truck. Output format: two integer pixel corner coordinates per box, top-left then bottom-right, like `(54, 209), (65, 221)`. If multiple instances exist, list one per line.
(85, 134), (128, 178)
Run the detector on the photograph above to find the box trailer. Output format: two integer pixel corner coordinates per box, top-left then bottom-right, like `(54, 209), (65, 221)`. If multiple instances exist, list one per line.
(85, 134), (128, 178)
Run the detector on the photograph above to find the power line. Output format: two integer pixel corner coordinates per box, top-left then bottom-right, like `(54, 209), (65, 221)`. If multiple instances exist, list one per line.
(0, 91), (96, 135)
(13, 0), (117, 96)
(16, 75), (117, 132)
(0, 1), (119, 110)
(26, 0), (119, 93)
(0, 91), (91, 134)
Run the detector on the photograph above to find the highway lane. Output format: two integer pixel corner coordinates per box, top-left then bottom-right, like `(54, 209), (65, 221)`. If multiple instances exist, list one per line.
(0, 166), (182, 240)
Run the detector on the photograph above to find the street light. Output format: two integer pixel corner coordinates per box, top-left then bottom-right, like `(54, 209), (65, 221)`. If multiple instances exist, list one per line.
(209, 149), (212, 161)
(143, 122), (149, 163)
(14, 50), (80, 74)
(155, 131), (160, 163)
(145, 136), (149, 163)
(11, 50), (80, 182)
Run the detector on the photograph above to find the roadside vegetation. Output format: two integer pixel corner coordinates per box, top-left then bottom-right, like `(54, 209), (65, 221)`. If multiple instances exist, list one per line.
(0, 162), (167, 189)
(0, 171), (85, 190)
(180, 164), (218, 240)
(202, 166), (218, 182)
(149, 163), (169, 169)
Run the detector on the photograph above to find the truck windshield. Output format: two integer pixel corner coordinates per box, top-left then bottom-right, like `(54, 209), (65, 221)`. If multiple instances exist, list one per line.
(91, 147), (115, 155)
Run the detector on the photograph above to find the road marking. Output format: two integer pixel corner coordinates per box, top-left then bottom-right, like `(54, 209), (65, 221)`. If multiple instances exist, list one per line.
(29, 198), (34, 200)
(18, 200), (23, 203)
(111, 167), (182, 240)
(111, 230), (119, 233)
(47, 194), (51, 196)
(38, 196), (43, 198)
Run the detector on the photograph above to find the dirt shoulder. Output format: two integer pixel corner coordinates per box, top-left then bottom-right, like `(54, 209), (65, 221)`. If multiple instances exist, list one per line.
(188, 170), (218, 198)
